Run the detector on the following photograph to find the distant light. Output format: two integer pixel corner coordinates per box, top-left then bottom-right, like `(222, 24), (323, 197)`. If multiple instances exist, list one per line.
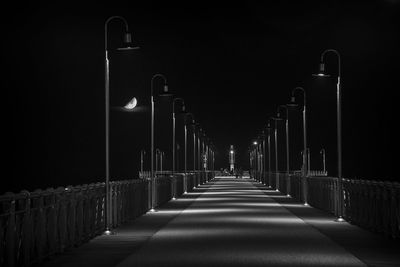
(124, 97), (138, 110)
(116, 46), (140, 51)
(312, 73), (330, 77)
(253, 141), (258, 145)
(230, 150), (234, 154)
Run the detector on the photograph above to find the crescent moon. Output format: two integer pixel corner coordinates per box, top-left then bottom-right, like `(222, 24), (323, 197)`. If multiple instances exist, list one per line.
(124, 97), (137, 110)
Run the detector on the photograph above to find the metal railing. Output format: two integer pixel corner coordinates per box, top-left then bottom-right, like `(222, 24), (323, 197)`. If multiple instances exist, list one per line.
(0, 171), (215, 266)
(251, 170), (400, 239)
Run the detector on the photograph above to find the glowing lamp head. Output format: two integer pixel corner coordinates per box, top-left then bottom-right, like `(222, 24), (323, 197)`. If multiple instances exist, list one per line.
(124, 97), (138, 110)
(312, 62), (330, 77)
(158, 84), (173, 97)
(230, 150), (234, 154)
(287, 96), (298, 108)
(116, 32), (140, 51)
(253, 141), (258, 145)
(124, 32), (132, 43)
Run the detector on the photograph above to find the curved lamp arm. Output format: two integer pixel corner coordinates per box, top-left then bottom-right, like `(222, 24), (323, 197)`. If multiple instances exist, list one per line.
(277, 105), (288, 120)
(291, 87), (306, 108)
(173, 98), (185, 113)
(105, 16), (130, 51)
(320, 49), (341, 78)
(151, 74), (168, 97)
(185, 112), (195, 125)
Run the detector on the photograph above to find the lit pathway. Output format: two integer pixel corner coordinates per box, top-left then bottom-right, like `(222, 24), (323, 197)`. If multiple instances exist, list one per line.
(116, 177), (366, 267)
(40, 177), (400, 267)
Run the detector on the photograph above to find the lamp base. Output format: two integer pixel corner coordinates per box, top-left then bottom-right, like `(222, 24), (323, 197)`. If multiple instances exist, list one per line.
(335, 216), (346, 222)
(103, 229), (116, 235)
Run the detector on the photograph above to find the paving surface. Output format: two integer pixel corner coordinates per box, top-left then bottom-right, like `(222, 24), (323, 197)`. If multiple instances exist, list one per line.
(38, 177), (400, 267)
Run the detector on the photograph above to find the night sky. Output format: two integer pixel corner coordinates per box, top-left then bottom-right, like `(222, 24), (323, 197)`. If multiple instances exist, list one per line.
(3, 1), (400, 194)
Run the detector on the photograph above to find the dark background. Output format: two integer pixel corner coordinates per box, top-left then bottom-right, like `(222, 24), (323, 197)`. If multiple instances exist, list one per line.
(3, 1), (399, 194)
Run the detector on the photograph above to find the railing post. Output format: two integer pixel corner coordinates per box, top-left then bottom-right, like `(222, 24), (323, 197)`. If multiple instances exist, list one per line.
(5, 193), (16, 267)
(21, 190), (31, 266)
(392, 183), (400, 238)
(76, 187), (84, 245)
(48, 189), (57, 255)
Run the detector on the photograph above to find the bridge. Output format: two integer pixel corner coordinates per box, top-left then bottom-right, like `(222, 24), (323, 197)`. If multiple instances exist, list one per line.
(1, 172), (399, 266)
(3, 3), (400, 267)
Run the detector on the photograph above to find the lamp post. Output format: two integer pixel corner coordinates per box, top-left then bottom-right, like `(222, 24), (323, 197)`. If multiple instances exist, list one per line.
(201, 132), (206, 171)
(271, 113), (283, 192)
(192, 123), (197, 172)
(150, 74), (170, 212)
(252, 141), (258, 179)
(229, 145), (235, 172)
(287, 87), (308, 204)
(197, 127), (202, 174)
(307, 148), (310, 174)
(248, 147), (252, 173)
(172, 98), (185, 175)
(257, 139), (263, 183)
(104, 16), (139, 235)
(260, 131), (266, 185)
(277, 105), (291, 197)
(171, 98), (185, 200)
(320, 148), (326, 174)
(140, 149), (146, 173)
(161, 151), (165, 172)
(184, 113), (195, 192)
(155, 149), (161, 173)
(210, 143), (215, 173)
(313, 49), (344, 222)
(266, 122), (272, 188)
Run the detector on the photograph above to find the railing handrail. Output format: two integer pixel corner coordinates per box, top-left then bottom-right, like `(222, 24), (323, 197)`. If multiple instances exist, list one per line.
(0, 171), (216, 267)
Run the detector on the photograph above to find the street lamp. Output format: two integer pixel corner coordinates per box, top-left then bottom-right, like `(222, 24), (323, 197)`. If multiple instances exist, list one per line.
(320, 148), (326, 174)
(191, 123), (198, 172)
(260, 131), (266, 185)
(229, 145), (235, 172)
(287, 87), (307, 175)
(197, 126), (202, 174)
(172, 98), (185, 200)
(140, 149), (146, 173)
(150, 73), (171, 212)
(184, 113), (195, 192)
(257, 137), (263, 183)
(307, 148), (310, 174)
(210, 144), (215, 173)
(271, 113), (283, 192)
(265, 122), (272, 188)
(201, 132), (207, 172)
(104, 16), (139, 235)
(172, 98), (185, 175)
(287, 86), (308, 204)
(251, 141), (258, 179)
(277, 105), (291, 197)
(313, 49), (345, 222)
(155, 149), (161, 172)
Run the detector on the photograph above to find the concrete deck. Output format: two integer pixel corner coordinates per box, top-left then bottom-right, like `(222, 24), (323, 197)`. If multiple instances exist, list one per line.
(38, 177), (400, 267)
